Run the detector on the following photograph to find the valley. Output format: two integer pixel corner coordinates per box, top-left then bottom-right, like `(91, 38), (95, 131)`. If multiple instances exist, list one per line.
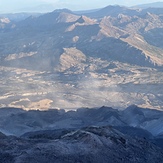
(0, 62), (162, 110)
(0, 5), (163, 110)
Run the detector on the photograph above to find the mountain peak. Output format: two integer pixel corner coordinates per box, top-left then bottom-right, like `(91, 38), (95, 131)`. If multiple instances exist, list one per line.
(75, 15), (96, 24)
(85, 5), (140, 18)
(56, 12), (80, 23)
(52, 8), (72, 14)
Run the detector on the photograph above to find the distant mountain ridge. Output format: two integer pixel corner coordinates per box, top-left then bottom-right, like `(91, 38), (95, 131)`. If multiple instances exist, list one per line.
(134, 2), (163, 9)
(1, 123), (163, 163)
(0, 105), (163, 137)
(0, 13), (41, 21)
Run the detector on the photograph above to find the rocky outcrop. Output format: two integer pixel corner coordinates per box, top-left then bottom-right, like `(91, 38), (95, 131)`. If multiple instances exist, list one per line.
(0, 125), (163, 163)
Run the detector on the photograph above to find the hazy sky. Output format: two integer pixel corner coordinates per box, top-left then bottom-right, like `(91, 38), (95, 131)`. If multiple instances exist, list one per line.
(0, 0), (163, 13)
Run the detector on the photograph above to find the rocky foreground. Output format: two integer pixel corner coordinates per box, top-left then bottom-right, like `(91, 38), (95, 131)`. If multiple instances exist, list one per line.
(0, 105), (163, 162)
(1, 126), (163, 163)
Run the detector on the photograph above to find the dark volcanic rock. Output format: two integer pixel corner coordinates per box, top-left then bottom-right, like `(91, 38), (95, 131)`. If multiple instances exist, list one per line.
(0, 126), (163, 163)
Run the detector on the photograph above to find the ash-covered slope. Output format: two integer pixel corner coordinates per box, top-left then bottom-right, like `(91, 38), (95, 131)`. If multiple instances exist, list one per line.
(0, 126), (163, 163)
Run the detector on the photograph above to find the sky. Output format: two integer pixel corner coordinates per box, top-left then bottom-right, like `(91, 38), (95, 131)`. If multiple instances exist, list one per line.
(0, 0), (163, 13)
